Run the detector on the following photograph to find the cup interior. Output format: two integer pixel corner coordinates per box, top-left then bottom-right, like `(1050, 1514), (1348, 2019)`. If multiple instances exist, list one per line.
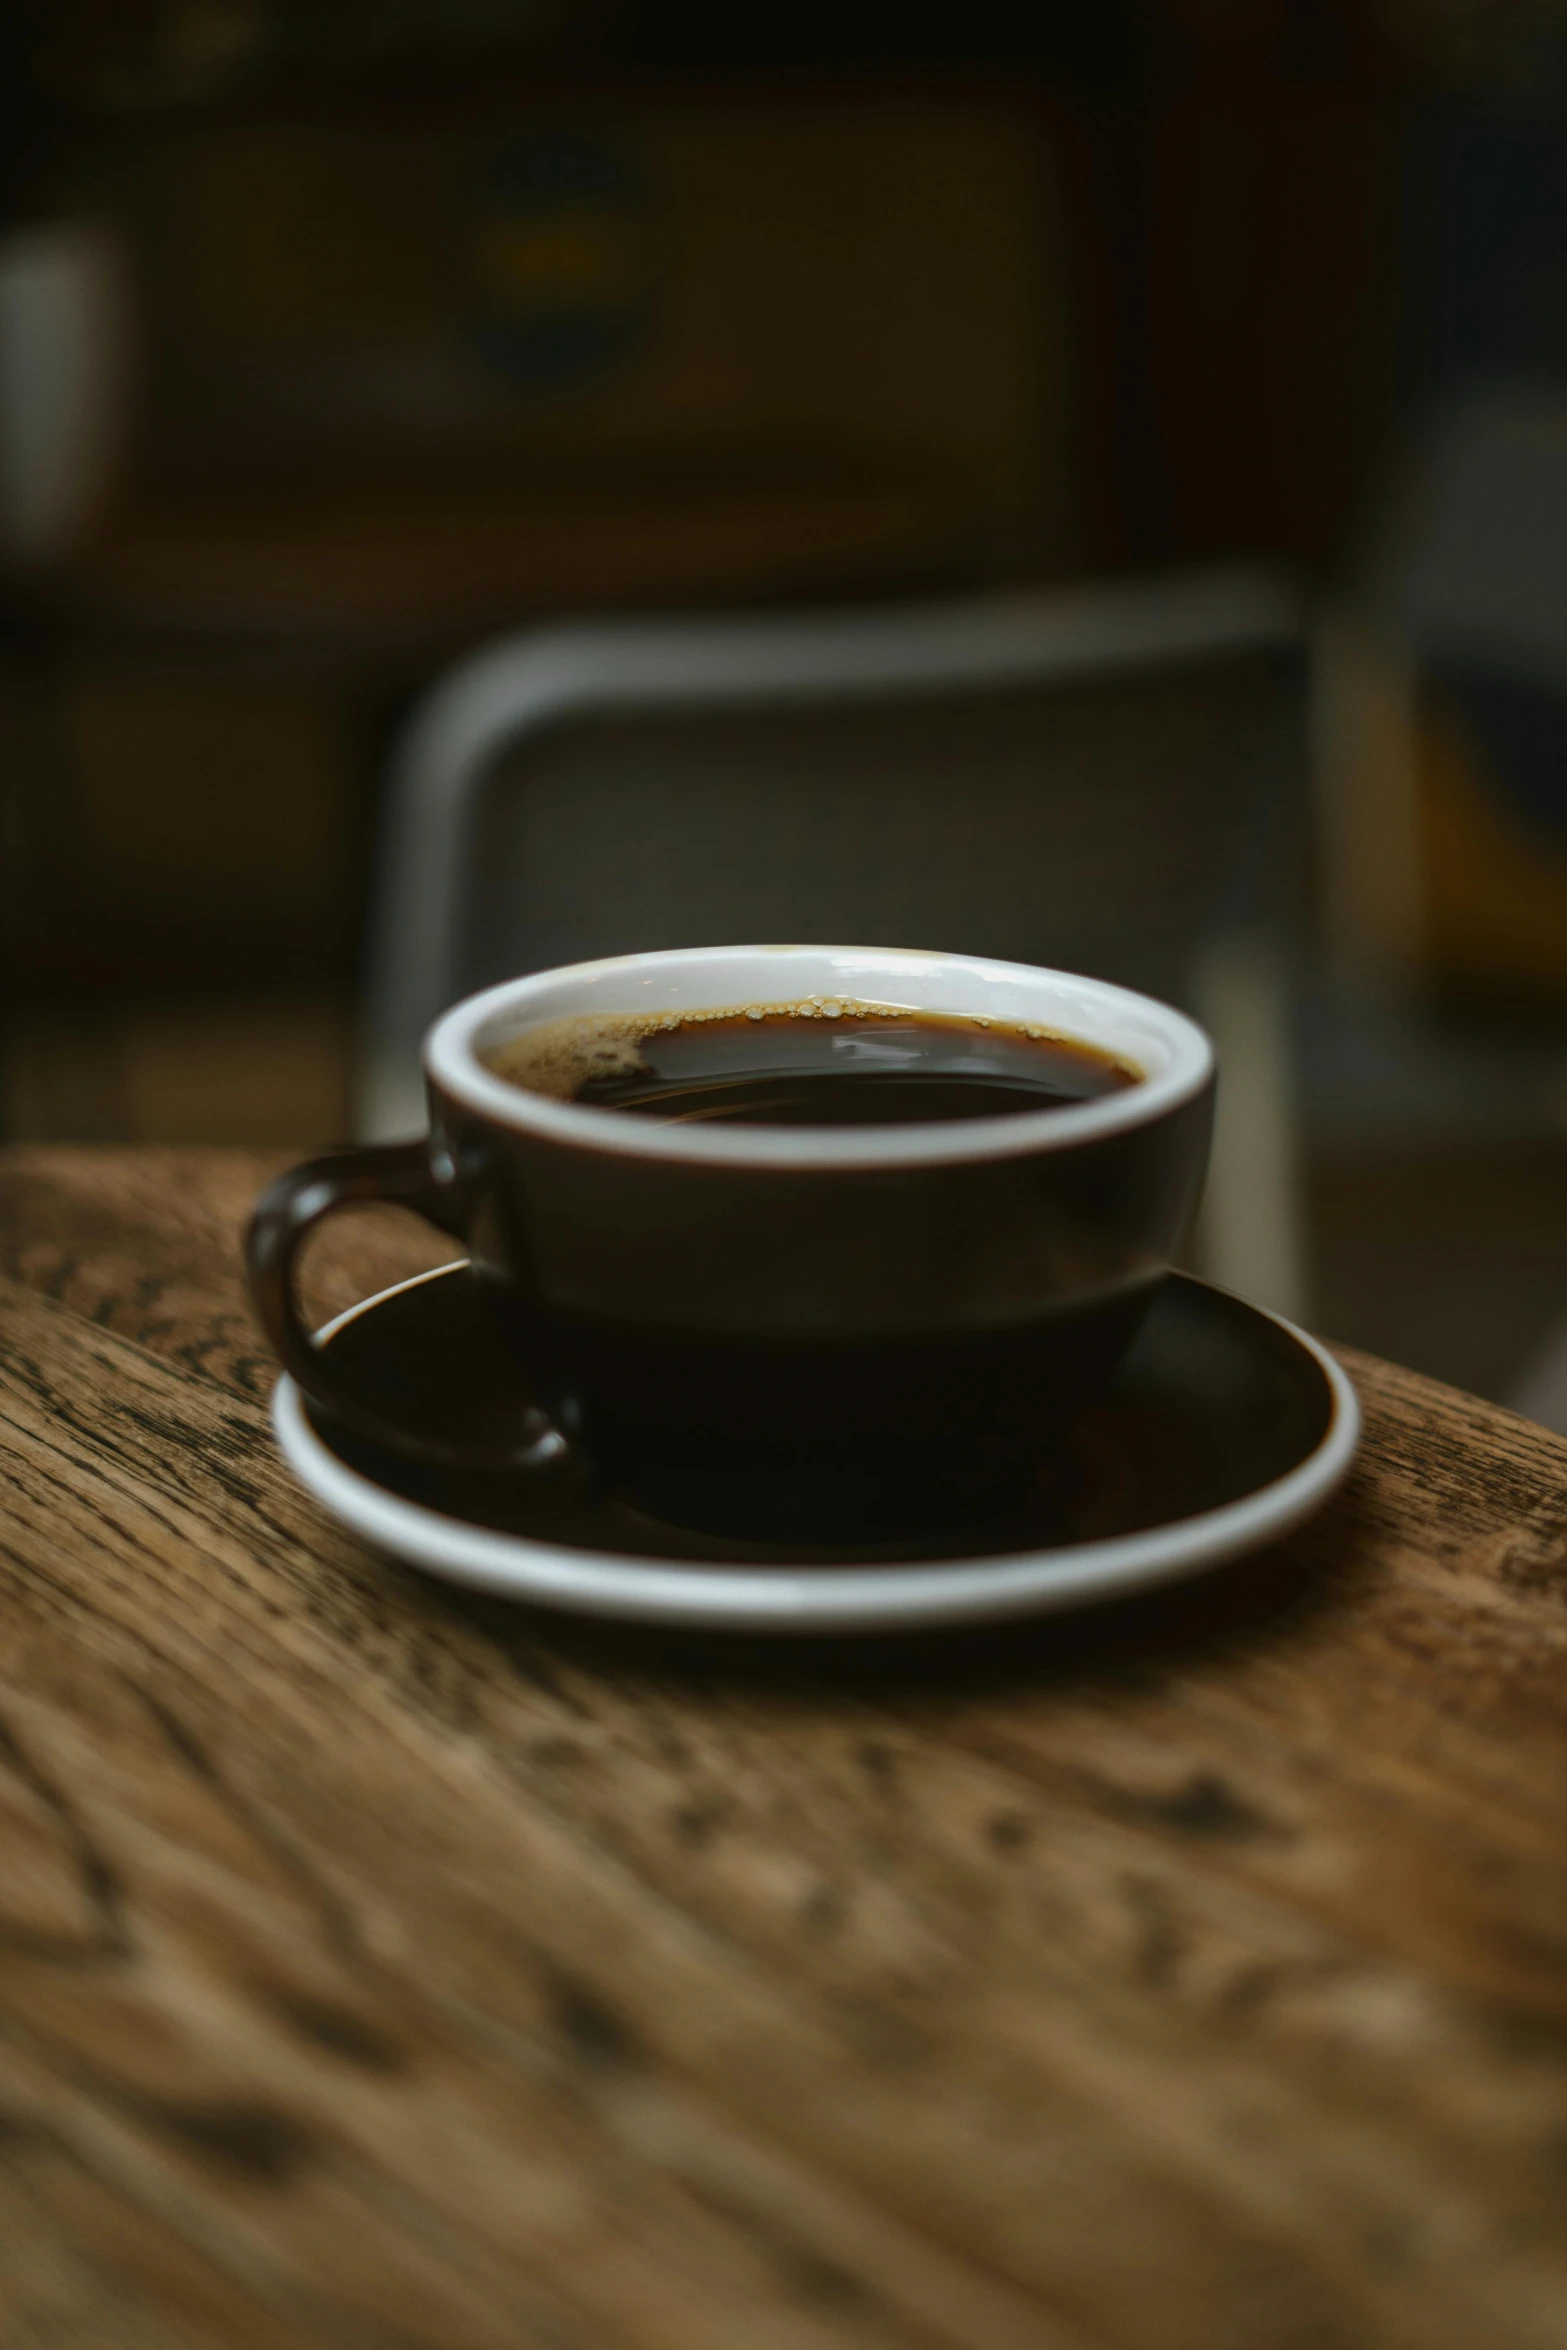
(427, 945), (1212, 1168)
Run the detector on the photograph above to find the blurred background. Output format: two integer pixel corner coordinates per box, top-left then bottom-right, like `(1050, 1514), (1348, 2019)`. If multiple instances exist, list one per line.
(3, 0), (1567, 1418)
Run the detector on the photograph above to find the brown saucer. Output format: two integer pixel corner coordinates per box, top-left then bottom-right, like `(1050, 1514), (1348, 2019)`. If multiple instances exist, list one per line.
(271, 1267), (1355, 1621)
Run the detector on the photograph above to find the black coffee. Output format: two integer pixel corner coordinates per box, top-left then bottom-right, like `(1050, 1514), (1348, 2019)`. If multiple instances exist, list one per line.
(490, 1008), (1137, 1126)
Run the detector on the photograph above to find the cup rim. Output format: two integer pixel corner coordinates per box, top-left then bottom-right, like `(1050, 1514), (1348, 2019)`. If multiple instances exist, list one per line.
(425, 945), (1214, 1169)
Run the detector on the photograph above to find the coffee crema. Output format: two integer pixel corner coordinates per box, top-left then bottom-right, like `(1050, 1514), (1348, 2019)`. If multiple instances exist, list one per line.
(482, 1003), (1140, 1128)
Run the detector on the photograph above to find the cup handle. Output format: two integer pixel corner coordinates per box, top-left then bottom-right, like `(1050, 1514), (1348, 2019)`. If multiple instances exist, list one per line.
(245, 1140), (571, 1475)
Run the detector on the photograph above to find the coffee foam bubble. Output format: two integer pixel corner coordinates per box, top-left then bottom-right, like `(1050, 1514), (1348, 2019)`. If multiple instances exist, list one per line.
(479, 998), (917, 1102)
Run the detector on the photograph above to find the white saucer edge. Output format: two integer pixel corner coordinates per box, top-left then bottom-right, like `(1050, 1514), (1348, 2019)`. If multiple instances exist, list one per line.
(270, 1267), (1361, 1633)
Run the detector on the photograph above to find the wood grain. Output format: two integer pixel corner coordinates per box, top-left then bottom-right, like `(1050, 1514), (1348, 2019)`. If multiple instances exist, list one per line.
(1, 1145), (1566, 2349)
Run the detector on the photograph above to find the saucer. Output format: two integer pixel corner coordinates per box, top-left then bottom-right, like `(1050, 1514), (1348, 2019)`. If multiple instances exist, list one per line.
(271, 1265), (1359, 1633)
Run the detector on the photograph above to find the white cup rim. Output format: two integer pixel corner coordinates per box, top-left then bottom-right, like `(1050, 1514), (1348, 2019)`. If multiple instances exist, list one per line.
(425, 945), (1214, 1170)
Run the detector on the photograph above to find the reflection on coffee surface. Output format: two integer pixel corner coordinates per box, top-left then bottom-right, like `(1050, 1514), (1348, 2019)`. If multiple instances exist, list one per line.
(483, 1005), (1139, 1126)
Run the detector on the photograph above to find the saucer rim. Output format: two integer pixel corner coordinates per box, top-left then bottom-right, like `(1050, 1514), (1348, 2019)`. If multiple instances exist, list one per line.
(271, 1266), (1360, 1632)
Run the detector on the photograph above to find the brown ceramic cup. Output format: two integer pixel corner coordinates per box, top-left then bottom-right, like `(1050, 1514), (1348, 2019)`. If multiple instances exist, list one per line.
(248, 945), (1215, 1542)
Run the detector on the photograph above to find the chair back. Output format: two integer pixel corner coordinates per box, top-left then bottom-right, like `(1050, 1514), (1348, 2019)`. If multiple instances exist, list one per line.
(360, 574), (1303, 1138)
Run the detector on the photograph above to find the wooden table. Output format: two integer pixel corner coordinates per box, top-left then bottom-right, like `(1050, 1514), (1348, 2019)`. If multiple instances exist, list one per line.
(2, 1147), (1567, 2350)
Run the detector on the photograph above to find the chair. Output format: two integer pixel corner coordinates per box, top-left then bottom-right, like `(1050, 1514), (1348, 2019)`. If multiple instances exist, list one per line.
(359, 570), (1309, 1314)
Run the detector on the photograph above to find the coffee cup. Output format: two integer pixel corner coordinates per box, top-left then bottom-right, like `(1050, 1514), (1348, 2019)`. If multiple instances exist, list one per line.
(248, 946), (1214, 1541)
